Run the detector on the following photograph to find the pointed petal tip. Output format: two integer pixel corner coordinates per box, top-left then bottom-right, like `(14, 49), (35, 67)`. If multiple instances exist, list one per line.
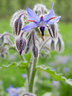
(26, 6), (32, 12)
(26, 6), (40, 22)
(26, 6), (30, 12)
(57, 16), (61, 21)
(59, 16), (61, 18)
(56, 16), (61, 22)
(22, 27), (26, 31)
(51, 2), (54, 9)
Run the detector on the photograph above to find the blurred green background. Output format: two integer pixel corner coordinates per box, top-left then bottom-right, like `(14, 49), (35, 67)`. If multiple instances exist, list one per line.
(0, 0), (72, 96)
(0, 0), (72, 22)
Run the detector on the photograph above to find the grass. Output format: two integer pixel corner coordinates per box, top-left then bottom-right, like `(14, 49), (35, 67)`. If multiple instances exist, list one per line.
(0, 19), (72, 96)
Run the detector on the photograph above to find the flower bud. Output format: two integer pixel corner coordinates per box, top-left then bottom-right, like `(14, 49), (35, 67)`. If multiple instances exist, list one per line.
(50, 39), (55, 51)
(48, 23), (58, 38)
(16, 36), (26, 55)
(33, 4), (48, 16)
(14, 17), (22, 35)
(10, 10), (27, 27)
(25, 46), (30, 54)
(50, 24), (57, 38)
(10, 10), (27, 36)
(32, 46), (38, 58)
(48, 26), (53, 38)
(56, 34), (64, 53)
(25, 34), (32, 54)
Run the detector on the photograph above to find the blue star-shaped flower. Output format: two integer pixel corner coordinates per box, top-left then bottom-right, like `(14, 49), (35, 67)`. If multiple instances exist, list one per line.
(22, 3), (61, 36)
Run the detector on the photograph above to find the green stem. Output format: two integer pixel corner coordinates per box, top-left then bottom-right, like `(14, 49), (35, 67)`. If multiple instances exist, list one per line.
(28, 58), (37, 93)
(27, 61), (32, 82)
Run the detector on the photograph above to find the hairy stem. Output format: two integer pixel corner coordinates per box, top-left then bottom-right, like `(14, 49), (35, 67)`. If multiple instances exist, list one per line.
(27, 61), (32, 82)
(9, 45), (26, 62)
(28, 58), (37, 93)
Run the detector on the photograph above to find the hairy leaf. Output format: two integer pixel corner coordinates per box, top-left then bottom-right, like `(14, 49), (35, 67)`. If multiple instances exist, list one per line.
(0, 62), (28, 70)
(37, 65), (72, 86)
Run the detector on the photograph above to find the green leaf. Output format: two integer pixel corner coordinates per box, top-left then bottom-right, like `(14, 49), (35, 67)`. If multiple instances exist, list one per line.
(18, 62), (28, 69)
(37, 65), (72, 86)
(0, 62), (28, 70)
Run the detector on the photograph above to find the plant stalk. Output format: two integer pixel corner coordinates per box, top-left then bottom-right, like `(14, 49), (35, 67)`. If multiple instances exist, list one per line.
(28, 58), (37, 93)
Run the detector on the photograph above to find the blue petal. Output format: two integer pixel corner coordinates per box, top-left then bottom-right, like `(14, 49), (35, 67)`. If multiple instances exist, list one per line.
(27, 7), (40, 22)
(43, 3), (55, 22)
(47, 16), (61, 24)
(22, 22), (38, 31)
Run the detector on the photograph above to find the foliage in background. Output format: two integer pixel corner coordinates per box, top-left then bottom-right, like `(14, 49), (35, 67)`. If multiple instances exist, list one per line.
(0, 0), (72, 22)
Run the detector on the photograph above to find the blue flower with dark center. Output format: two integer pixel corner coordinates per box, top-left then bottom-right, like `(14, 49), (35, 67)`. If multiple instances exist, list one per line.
(22, 3), (61, 36)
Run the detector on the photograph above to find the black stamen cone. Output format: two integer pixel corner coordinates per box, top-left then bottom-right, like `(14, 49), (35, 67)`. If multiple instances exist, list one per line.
(40, 27), (45, 36)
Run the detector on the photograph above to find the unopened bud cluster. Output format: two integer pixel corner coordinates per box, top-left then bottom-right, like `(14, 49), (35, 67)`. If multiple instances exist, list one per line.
(49, 34), (64, 53)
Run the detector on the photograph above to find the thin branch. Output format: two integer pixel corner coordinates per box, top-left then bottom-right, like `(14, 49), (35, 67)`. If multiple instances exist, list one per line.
(2, 32), (15, 39)
(39, 37), (50, 51)
(9, 45), (26, 62)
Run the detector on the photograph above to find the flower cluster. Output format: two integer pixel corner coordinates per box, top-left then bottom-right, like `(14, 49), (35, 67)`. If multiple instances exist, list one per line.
(4, 3), (64, 59)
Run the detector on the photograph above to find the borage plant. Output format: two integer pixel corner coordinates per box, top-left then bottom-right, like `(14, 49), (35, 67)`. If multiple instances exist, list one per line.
(0, 3), (72, 96)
